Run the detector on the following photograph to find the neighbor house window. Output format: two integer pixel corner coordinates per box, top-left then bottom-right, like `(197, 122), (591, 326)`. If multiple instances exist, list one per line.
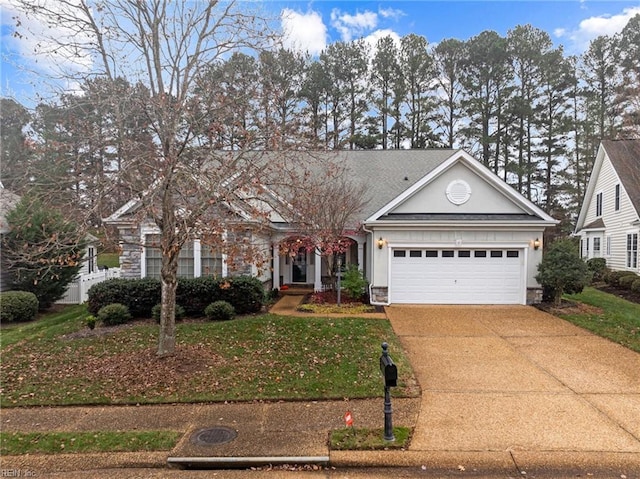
(615, 184), (620, 211)
(627, 233), (638, 269)
(593, 237), (601, 257)
(596, 192), (603, 216)
(606, 235), (612, 256)
(87, 246), (95, 274)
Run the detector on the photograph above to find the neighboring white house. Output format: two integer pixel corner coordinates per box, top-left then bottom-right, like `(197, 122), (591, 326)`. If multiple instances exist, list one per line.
(574, 139), (640, 274)
(106, 149), (557, 305)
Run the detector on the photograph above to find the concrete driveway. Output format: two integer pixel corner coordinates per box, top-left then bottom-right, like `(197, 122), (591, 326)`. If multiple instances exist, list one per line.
(386, 304), (640, 472)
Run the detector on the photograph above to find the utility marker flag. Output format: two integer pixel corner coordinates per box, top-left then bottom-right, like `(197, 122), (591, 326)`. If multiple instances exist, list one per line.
(344, 411), (353, 427)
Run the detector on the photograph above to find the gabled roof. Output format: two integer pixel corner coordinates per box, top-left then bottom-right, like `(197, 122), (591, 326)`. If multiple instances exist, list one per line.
(359, 149), (556, 225)
(105, 149), (557, 229)
(602, 139), (640, 213)
(575, 139), (640, 232)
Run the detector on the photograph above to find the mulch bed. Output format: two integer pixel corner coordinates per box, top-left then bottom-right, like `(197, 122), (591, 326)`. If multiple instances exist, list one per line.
(594, 284), (640, 304)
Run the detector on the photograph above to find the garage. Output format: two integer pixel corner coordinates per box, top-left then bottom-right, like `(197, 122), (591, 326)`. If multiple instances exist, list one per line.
(390, 247), (526, 304)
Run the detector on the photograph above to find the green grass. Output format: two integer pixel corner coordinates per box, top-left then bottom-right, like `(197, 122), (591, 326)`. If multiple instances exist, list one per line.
(0, 305), (88, 348)
(97, 252), (120, 268)
(1, 309), (417, 407)
(1, 431), (180, 455)
(330, 427), (412, 450)
(562, 287), (640, 352)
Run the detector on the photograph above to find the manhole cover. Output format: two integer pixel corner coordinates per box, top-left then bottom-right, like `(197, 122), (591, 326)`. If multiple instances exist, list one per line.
(191, 427), (238, 446)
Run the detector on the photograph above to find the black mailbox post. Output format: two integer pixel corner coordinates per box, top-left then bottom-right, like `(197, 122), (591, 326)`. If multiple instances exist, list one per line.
(379, 342), (396, 441)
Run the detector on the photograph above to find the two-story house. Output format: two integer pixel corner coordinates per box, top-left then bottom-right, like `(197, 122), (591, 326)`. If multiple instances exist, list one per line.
(574, 139), (640, 273)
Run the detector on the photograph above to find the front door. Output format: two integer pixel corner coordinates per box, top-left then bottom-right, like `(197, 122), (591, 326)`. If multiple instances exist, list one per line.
(292, 248), (307, 283)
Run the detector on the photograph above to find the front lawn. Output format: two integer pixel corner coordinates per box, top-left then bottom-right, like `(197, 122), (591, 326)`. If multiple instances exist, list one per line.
(1, 307), (417, 407)
(561, 287), (640, 353)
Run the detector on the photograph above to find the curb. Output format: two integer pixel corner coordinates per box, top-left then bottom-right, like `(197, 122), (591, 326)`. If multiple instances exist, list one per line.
(167, 455), (330, 469)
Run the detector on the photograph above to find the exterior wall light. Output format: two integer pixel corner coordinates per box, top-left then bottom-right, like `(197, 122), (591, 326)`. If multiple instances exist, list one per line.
(377, 237), (384, 249)
(533, 238), (541, 250)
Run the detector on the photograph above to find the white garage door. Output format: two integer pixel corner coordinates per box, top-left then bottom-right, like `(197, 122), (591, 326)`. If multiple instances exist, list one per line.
(390, 248), (525, 304)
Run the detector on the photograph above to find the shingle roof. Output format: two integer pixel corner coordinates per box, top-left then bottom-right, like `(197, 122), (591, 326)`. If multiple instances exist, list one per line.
(328, 149), (458, 218)
(602, 139), (640, 214)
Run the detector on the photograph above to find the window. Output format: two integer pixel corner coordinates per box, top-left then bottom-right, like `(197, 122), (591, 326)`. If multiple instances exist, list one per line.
(490, 251), (503, 258)
(506, 250), (519, 258)
(606, 235), (612, 256)
(627, 233), (638, 269)
(425, 250), (438, 258)
(596, 192), (603, 216)
(393, 250), (406, 258)
(615, 184), (620, 211)
(409, 250), (422, 258)
(474, 251), (487, 258)
(458, 250), (471, 258)
(87, 246), (95, 274)
(442, 250), (454, 257)
(593, 237), (601, 257)
(201, 243), (222, 277)
(145, 234), (195, 279)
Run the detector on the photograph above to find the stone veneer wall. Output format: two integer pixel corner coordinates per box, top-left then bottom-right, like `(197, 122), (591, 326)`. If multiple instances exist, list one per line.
(118, 226), (142, 279)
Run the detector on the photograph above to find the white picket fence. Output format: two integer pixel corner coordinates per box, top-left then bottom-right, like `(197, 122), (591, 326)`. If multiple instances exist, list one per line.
(56, 268), (122, 304)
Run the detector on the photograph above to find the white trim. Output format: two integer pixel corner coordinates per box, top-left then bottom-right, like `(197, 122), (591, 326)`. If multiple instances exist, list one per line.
(365, 151), (557, 224)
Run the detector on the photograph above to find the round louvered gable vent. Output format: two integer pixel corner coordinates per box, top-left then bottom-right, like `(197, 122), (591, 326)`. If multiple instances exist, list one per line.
(446, 180), (472, 205)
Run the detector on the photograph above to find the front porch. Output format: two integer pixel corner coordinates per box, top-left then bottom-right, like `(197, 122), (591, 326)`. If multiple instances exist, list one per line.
(271, 234), (367, 292)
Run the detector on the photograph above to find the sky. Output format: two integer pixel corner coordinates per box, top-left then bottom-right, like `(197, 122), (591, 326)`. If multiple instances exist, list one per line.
(1, 0), (639, 105)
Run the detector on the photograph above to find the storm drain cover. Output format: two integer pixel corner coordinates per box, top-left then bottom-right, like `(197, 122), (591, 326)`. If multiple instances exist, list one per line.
(190, 427), (238, 446)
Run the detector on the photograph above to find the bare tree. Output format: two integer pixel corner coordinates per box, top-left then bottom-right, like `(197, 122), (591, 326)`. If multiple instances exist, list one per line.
(8, 0), (300, 356)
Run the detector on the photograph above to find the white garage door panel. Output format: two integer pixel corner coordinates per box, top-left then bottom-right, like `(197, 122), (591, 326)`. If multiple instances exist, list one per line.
(390, 249), (524, 304)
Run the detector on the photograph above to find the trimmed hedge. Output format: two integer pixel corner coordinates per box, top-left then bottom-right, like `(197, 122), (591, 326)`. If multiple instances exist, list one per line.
(632, 279), (640, 293)
(87, 278), (161, 317)
(0, 291), (39, 323)
(205, 300), (235, 321)
(606, 270), (639, 287)
(97, 303), (132, 326)
(619, 274), (639, 289)
(88, 275), (264, 317)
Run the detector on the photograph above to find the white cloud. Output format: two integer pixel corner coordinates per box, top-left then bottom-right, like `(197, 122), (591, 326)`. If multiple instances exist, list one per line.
(330, 8), (378, 42)
(280, 8), (327, 56)
(378, 7), (405, 21)
(556, 6), (640, 53)
(364, 29), (402, 54)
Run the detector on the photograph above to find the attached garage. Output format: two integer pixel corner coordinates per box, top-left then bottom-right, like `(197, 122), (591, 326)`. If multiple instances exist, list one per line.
(389, 247), (526, 304)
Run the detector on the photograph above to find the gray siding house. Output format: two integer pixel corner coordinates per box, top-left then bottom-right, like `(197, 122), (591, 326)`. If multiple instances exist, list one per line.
(106, 149), (557, 305)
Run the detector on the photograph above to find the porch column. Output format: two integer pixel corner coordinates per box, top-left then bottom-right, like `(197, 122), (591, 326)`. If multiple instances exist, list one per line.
(314, 248), (322, 291)
(272, 242), (280, 289)
(357, 238), (364, 270)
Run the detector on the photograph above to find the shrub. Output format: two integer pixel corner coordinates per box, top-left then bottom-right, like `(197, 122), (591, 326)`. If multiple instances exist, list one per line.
(97, 303), (132, 326)
(607, 270), (638, 287)
(176, 276), (218, 316)
(619, 274), (639, 290)
(205, 300), (235, 321)
(216, 276), (264, 314)
(88, 278), (161, 316)
(152, 303), (185, 323)
(84, 315), (97, 330)
(88, 275), (263, 317)
(586, 258), (608, 282)
(341, 265), (368, 300)
(632, 279), (640, 293)
(536, 238), (590, 306)
(0, 291), (39, 322)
